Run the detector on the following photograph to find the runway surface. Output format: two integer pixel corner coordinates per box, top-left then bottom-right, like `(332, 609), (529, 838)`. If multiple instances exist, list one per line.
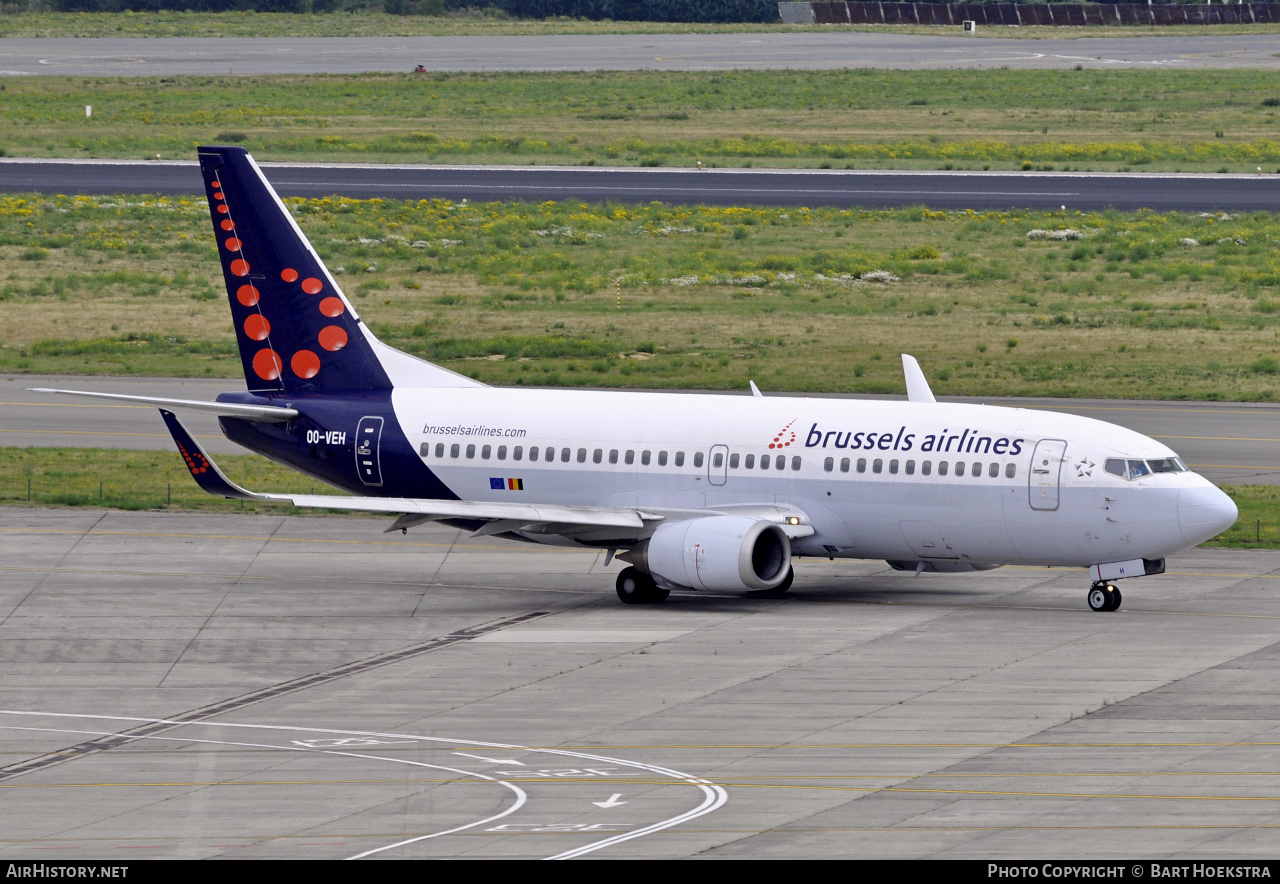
(1, 507), (1278, 859)
(5, 159), (1279, 213)
(2, 32), (1278, 76)
(8, 376), (1280, 485)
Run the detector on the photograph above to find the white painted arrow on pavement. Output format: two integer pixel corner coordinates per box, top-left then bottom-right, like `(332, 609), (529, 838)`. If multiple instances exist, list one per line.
(593, 793), (626, 808)
(453, 752), (524, 765)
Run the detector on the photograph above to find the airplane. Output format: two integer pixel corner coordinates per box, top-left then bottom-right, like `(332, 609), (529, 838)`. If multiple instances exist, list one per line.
(34, 146), (1238, 611)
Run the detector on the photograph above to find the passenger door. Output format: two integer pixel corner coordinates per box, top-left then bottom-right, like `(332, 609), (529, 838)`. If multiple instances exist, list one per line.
(1028, 438), (1067, 511)
(355, 416), (384, 487)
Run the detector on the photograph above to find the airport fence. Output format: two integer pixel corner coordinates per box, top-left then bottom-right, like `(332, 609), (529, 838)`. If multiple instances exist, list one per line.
(778, 1), (1280, 25)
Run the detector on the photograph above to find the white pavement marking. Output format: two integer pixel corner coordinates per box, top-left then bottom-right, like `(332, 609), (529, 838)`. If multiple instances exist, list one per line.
(454, 751), (524, 765)
(0, 710), (729, 860)
(0, 722), (530, 857)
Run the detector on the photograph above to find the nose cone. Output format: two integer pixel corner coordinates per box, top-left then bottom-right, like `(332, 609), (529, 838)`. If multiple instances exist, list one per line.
(1178, 483), (1238, 545)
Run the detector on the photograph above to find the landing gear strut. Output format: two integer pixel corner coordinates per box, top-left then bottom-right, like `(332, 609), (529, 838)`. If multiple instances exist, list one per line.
(616, 566), (670, 605)
(1087, 582), (1122, 612)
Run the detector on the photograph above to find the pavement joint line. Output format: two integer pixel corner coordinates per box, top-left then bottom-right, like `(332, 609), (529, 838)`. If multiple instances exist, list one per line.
(5, 770), (1280, 789)
(6, 564), (1280, 616)
(0, 609), (551, 784)
(8, 823), (1280, 844)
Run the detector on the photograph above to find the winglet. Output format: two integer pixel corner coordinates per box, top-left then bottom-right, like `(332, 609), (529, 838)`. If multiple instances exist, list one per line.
(749, 380), (763, 398)
(159, 409), (263, 500)
(901, 354), (937, 404)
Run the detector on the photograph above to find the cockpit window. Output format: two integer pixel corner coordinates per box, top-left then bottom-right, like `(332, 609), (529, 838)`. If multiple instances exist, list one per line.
(1105, 456), (1186, 480)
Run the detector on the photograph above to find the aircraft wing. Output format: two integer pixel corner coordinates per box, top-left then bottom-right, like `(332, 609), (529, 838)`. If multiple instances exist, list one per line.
(158, 409), (661, 534)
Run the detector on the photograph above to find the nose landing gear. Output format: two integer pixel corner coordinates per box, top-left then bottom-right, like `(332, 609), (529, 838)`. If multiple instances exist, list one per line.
(1087, 582), (1122, 612)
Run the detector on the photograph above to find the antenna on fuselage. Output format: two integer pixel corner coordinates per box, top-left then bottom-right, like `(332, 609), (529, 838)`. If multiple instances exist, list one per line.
(901, 354), (937, 404)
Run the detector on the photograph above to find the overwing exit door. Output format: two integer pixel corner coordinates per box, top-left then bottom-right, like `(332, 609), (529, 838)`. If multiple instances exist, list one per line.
(355, 416), (384, 487)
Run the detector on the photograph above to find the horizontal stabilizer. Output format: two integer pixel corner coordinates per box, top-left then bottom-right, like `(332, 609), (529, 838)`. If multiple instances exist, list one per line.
(34, 388), (297, 423)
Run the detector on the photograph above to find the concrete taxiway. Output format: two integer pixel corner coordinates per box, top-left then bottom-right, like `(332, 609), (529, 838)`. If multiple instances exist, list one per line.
(1, 33), (1278, 76)
(1, 507), (1279, 859)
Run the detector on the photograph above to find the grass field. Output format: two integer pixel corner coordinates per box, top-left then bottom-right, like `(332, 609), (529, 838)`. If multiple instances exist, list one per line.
(2, 10), (1277, 38)
(3, 192), (1280, 400)
(0, 446), (1268, 546)
(2, 70), (1279, 172)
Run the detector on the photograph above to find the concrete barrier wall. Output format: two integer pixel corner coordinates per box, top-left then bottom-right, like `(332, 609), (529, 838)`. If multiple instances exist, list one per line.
(781, 2), (1280, 26)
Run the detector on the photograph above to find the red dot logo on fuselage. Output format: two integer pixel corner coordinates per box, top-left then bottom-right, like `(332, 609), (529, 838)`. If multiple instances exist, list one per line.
(768, 419), (798, 449)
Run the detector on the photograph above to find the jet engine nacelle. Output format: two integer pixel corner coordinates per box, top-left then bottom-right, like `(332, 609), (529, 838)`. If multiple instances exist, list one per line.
(642, 515), (791, 592)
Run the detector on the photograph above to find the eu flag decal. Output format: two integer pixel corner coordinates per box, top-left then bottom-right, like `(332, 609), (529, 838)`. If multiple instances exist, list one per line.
(489, 477), (504, 490)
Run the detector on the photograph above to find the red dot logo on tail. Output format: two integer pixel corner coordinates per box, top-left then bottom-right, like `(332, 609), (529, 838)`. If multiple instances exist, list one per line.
(253, 348), (282, 381)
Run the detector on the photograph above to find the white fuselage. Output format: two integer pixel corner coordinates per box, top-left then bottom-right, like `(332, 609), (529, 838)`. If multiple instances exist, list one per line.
(391, 387), (1234, 568)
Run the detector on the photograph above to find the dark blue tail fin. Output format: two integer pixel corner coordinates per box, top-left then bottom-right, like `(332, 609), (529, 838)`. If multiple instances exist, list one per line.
(198, 146), (393, 393)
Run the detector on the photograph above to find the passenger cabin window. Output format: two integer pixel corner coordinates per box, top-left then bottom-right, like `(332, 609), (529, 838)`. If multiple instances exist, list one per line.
(729, 453), (740, 469)
(546, 447), (555, 462)
(1005, 463), (1016, 478)
(840, 457), (850, 473)
(609, 449), (619, 464)
(497, 445), (507, 460)
(466, 444), (476, 459)
(530, 446), (540, 462)
(625, 450), (635, 465)
(775, 455), (785, 470)
(824, 457), (834, 472)
(642, 450), (652, 466)
(694, 452), (705, 468)
(481, 445), (491, 459)
(857, 458), (867, 473)
(560, 447), (571, 463)
(712, 452), (723, 468)
(889, 459), (898, 475)
(922, 460), (931, 476)
(955, 461), (965, 477)
(593, 449), (602, 464)
(872, 459), (883, 474)
(905, 460), (915, 475)
(451, 444), (460, 458)
(745, 453), (756, 469)
(938, 461), (949, 476)
(791, 456), (801, 471)
(514, 446), (523, 461)
(988, 462), (999, 478)
(675, 451), (685, 467)
(659, 451), (669, 466)
(435, 443), (445, 457)
(577, 448), (587, 463)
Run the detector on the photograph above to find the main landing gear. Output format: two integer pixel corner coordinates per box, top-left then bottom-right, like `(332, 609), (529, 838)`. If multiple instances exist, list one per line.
(1087, 582), (1122, 612)
(616, 566), (671, 605)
